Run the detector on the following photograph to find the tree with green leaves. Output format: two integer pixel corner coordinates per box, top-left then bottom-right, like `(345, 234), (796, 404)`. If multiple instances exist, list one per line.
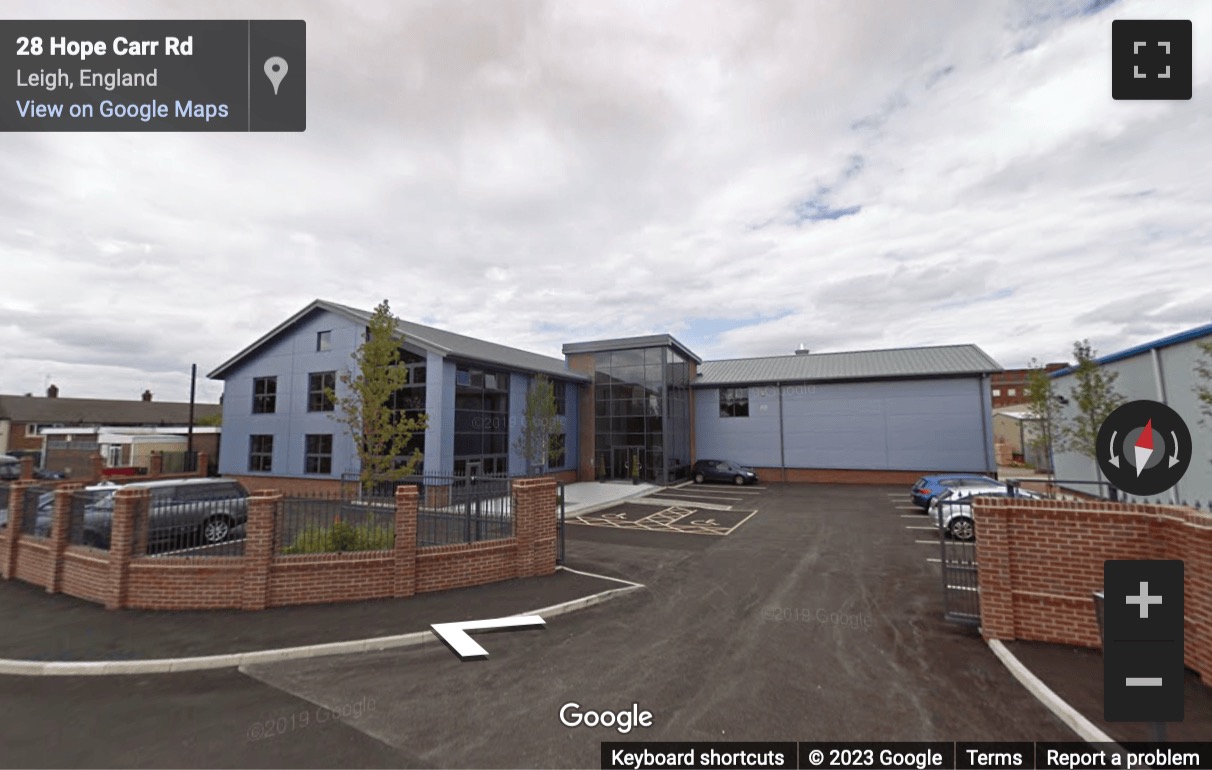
(513, 374), (561, 475)
(325, 300), (428, 492)
(1024, 358), (1061, 474)
(1057, 339), (1125, 462)
(1194, 338), (1212, 435)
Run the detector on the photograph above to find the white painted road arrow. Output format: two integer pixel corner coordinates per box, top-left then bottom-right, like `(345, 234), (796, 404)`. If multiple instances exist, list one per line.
(431, 615), (546, 659)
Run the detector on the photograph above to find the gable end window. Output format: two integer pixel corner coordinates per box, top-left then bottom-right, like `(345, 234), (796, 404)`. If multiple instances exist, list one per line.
(719, 387), (749, 418)
(308, 371), (336, 412)
(252, 377), (277, 414)
(317, 330), (332, 351)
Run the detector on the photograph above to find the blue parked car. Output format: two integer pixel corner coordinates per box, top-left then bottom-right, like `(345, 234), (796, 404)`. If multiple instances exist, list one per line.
(909, 474), (1001, 510)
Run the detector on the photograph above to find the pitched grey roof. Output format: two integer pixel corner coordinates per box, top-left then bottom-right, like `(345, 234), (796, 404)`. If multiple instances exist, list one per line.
(694, 344), (1002, 387)
(208, 300), (587, 382)
(0, 395), (221, 426)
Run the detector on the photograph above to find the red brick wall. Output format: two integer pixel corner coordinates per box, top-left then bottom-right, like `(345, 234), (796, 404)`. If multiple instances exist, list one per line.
(268, 555), (395, 606)
(976, 497), (1212, 685)
(416, 541), (518, 593)
(228, 474), (344, 495)
(59, 549), (110, 603)
(13, 539), (53, 586)
(127, 560), (245, 610)
(2, 474), (561, 612)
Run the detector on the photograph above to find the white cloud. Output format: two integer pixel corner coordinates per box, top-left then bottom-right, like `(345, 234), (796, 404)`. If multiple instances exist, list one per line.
(2, 0), (1211, 403)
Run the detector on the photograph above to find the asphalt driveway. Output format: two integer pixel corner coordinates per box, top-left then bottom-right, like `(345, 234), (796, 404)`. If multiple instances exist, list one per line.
(0, 483), (1079, 768)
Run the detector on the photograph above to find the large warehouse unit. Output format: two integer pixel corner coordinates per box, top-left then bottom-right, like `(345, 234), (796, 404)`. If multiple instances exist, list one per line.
(692, 346), (1002, 483)
(1050, 323), (1212, 505)
(211, 300), (1003, 490)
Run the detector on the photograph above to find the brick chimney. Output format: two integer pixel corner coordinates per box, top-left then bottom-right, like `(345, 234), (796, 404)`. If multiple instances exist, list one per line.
(142, 389), (153, 402)
(47, 384), (59, 398)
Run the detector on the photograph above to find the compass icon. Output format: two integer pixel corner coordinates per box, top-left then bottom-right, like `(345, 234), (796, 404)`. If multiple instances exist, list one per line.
(1097, 400), (1192, 497)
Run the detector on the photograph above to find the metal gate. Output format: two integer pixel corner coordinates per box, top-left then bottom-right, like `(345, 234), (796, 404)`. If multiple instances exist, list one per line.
(938, 499), (981, 626)
(557, 481), (565, 565)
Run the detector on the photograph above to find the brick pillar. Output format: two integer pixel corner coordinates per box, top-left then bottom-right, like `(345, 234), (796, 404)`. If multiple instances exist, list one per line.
(18, 457), (33, 481)
(90, 454), (104, 483)
(240, 491), (279, 611)
(512, 476), (557, 579)
(975, 497), (1016, 641)
(196, 452), (209, 477)
(47, 483), (83, 594)
(105, 488), (147, 609)
(1187, 511), (1212, 687)
(148, 452), (163, 478)
(393, 485), (417, 598)
(1, 481), (34, 579)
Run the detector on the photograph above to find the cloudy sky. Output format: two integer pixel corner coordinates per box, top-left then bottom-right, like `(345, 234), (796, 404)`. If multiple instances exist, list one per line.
(3, 0), (1210, 404)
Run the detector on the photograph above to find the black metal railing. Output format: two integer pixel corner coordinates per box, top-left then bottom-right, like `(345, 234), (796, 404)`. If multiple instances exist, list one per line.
(69, 488), (109, 550)
(0, 483), (9, 529)
(278, 494), (396, 555)
(21, 486), (52, 537)
(557, 481), (566, 565)
(131, 496), (247, 558)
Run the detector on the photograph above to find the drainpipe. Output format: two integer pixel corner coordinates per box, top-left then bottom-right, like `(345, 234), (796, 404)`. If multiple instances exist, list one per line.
(979, 375), (994, 475)
(777, 382), (786, 483)
(1151, 347), (1178, 504)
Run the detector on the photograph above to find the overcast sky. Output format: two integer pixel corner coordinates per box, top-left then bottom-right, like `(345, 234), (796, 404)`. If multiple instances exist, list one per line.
(3, 0), (1210, 404)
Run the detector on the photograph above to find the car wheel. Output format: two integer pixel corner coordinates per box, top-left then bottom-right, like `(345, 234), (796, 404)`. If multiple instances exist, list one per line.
(201, 516), (232, 544)
(734, 475), (745, 486)
(693, 473), (705, 484)
(948, 518), (975, 542)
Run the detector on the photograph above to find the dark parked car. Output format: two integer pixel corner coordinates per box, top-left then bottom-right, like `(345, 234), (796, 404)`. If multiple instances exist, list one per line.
(71, 478), (250, 550)
(691, 459), (758, 486)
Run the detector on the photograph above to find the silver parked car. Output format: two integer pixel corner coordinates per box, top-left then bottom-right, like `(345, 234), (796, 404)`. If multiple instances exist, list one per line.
(928, 485), (1044, 541)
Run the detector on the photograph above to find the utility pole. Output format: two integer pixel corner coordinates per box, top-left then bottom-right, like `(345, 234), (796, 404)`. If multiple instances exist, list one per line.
(187, 364), (197, 453)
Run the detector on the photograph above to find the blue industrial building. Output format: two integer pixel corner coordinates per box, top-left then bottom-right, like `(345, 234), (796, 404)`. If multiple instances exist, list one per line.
(208, 300), (1001, 489)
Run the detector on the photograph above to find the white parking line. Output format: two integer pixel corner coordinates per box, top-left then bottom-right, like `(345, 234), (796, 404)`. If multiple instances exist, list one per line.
(904, 525), (936, 531)
(677, 487), (764, 495)
(915, 539), (940, 544)
(894, 505), (919, 510)
(654, 492), (746, 501)
(900, 514), (922, 518)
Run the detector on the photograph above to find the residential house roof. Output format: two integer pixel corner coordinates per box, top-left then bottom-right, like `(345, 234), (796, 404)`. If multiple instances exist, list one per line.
(694, 344), (1002, 387)
(0, 395), (221, 426)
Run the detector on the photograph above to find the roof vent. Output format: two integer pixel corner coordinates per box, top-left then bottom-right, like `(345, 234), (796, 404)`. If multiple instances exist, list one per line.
(794, 344), (811, 356)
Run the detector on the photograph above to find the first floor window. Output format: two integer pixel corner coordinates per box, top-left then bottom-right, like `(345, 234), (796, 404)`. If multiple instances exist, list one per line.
(253, 376), (277, 413)
(719, 387), (749, 418)
(308, 371), (336, 412)
(249, 435), (273, 472)
(304, 434), (333, 474)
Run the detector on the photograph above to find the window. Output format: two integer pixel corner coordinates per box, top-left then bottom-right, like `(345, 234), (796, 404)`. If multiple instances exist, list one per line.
(719, 387), (749, 418)
(551, 433), (566, 468)
(25, 424), (39, 437)
(992, 388), (1002, 397)
(252, 377), (277, 414)
(1007, 388), (1017, 397)
(316, 330), (332, 351)
(308, 371), (336, 412)
(553, 381), (566, 416)
(248, 435), (273, 472)
(304, 434), (333, 474)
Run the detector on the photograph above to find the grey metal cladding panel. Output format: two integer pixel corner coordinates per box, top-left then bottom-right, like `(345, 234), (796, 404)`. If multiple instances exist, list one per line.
(782, 379), (987, 471)
(692, 388), (781, 467)
(695, 345), (1000, 386)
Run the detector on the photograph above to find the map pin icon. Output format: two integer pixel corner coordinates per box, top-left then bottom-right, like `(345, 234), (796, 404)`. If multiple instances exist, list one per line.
(264, 56), (288, 95)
